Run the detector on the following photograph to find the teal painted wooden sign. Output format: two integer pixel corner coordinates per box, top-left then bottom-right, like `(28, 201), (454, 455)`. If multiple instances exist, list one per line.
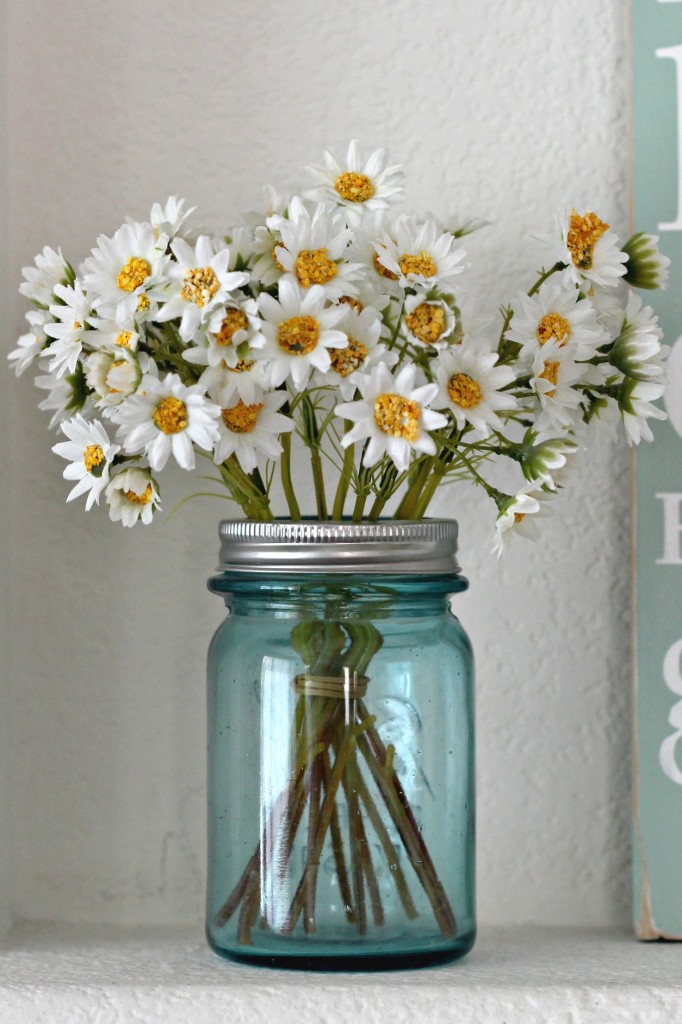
(633, 0), (682, 939)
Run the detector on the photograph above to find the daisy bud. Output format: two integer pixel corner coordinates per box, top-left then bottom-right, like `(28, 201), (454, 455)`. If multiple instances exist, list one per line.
(622, 233), (670, 290)
(609, 294), (663, 380)
(519, 437), (578, 487)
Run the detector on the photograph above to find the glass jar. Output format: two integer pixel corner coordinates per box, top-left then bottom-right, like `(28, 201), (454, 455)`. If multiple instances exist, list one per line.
(206, 520), (475, 970)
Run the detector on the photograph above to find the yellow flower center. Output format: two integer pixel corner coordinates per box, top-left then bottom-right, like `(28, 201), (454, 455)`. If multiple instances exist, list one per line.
(117, 257), (151, 292)
(214, 309), (249, 347)
(405, 303), (447, 345)
(181, 266), (219, 307)
(372, 252), (399, 281)
(566, 210), (609, 271)
(540, 360), (560, 397)
(330, 336), (368, 377)
(136, 293), (150, 312)
(514, 512), (526, 524)
(116, 330), (133, 348)
(447, 373), (483, 409)
(221, 400), (263, 434)
(399, 252), (437, 278)
(73, 321), (82, 331)
(338, 295), (364, 312)
(277, 315), (319, 355)
(537, 313), (571, 346)
(152, 396), (188, 434)
(295, 248), (338, 287)
(374, 393), (420, 442)
(83, 444), (105, 473)
(335, 171), (375, 203)
(227, 359), (255, 374)
(124, 484), (153, 505)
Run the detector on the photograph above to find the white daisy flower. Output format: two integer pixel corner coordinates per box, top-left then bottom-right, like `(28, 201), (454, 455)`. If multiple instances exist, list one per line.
(183, 298), (265, 371)
(86, 313), (140, 353)
(506, 280), (605, 363)
(8, 309), (50, 376)
(433, 344), (516, 437)
(85, 348), (143, 410)
(403, 294), (457, 349)
(618, 377), (667, 445)
(273, 197), (360, 300)
(82, 221), (170, 320)
(609, 292), (664, 381)
(106, 468), (160, 527)
(198, 355), (269, 407)
(156, 235), (249, 342)
(258, 278), (347, 390)
(316, 304), (396, 399)
(554, 209), (628, 289)
(335, 363), (447, 472)
(491, 483), (552, 558)
(149, 196), (195, 239)
(43, 281), (91, 377)
(20, 246), (70, 306)
(212, 390), (293, 472)
(530, 338), (583, 432)
(52, 414), (120, 510)
(623, 232), (670, 290)
(376, 215), (468, 291)
(305, 140), (405, 225)
(114, 372), (221, 471)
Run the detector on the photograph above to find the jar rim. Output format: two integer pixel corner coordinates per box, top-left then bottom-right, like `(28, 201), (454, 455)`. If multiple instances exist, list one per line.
(216, 519), (460, 575)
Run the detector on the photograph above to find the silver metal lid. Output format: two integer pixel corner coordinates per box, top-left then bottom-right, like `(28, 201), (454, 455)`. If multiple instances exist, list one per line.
(216, 519), (460, 575)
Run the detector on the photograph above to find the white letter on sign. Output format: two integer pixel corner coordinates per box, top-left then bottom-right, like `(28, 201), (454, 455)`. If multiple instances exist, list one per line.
(656, 494), (682, 564)
(661, 640), (682, 784)
(656, 44), (682, 230)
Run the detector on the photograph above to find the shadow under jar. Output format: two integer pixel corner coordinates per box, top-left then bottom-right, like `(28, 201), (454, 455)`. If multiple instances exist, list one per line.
(206, 519), (475, 970)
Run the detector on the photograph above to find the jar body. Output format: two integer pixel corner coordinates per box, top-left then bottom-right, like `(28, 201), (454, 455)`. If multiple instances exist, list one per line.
(206, 570), (475, 969)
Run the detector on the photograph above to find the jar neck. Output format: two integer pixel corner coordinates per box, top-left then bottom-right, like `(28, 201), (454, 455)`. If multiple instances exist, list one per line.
(208, 571), (468, 618)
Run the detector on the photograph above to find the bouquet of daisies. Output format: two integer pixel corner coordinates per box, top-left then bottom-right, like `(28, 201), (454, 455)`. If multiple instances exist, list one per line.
(10, 143), (670, 947)
(10, 141), (669, 553)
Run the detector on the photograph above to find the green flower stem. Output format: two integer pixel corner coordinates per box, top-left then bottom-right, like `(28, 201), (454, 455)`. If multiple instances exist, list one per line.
(346, 755), (367, 935)
(413, 460), (449, 519)
(303, 753), (323, 933)
(332, 425), (354, 520)
(310, 442), (328, 520)
(279, 431), (301, 520)
(222, 455), (273, 520)
(352, 488), (368, 522)
(527, 260), (564, 297)
(321, 749), (356, 924)
(395, 457), (433, 519)
(352, 759), (418, 921)
(344, 755), (384, 929)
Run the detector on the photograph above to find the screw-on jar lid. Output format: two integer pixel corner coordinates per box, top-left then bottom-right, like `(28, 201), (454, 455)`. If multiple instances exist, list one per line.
(217, 519), (460, 575)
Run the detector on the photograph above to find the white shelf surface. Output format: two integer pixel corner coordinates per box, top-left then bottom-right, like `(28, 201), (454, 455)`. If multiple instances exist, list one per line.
(2, 924), (682, 1023)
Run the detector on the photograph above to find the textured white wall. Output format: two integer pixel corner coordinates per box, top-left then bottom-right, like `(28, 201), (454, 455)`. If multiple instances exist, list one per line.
(4, 0), (631, 928)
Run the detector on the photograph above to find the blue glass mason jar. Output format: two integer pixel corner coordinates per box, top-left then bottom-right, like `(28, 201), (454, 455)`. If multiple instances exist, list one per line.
(206, 520), (475, 970)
